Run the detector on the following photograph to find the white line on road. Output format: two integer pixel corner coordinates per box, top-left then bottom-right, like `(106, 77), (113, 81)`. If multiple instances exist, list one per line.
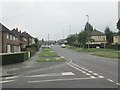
(0, 80), (15, 84)
(67, 63), (85, 74)
(98, 76), (104, 78)
(93, 73), (98, 76)
(116, 83), (120, 86)
(5, 76), (18, 80)
(25, 72), (75, 78)
(107, 79), (114, 82)
(28, 77), (99, 83)
(62, 72), (75, 76)
(90, 76), (96, 79)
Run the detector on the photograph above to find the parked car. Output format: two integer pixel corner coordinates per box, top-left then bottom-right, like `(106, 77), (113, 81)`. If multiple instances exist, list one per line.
(61, 44), (66, 48)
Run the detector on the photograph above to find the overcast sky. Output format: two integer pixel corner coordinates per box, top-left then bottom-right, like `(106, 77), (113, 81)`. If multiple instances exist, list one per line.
(0, 0), (119, 40)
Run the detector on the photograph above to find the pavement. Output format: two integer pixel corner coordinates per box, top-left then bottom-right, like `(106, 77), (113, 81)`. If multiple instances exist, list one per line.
(1, 45), (119, 88)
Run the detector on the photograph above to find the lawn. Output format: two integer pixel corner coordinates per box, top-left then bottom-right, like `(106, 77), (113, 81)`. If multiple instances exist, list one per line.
(37, 57), (65, 62)
(39, 51), (58, 57)
(67, 45), (119, 59)
(37, 47), (66, 62)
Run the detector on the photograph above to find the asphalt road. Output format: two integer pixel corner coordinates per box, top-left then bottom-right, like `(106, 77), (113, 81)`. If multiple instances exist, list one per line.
(2, 45), (119, 88)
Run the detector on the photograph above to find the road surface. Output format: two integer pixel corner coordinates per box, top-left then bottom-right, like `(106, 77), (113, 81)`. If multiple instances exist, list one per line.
(2, 45), (119, 88)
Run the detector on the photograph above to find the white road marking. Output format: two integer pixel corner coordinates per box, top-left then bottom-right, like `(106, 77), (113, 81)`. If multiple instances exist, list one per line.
(5, 76), (18, 80)
(98, 76), (104, 78)
(67, 63), (84, 73)
(28, 77), (99, 83)
(93, 73), (98, 76)
(82, 68), (85, 69)
(0, 80), (15, 84)
(69, 62), (81, 68)
(90, 76), (96, 79)
(62, 72), (75, 76)
(116, 83), (120, 86)
(84, 69), (89, 71)
(88, 71), (93, 73)
(107, 79), (114, 82)
(85, 73), (91, 76)
(81, 71), (86, 74)
(25, 72), (75, 78)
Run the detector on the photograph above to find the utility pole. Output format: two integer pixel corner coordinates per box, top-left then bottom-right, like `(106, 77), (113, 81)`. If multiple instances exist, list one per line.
(86, 15), (90, 50)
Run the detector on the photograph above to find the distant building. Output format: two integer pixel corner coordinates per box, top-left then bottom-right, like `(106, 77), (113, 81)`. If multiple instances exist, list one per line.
(113, 33), (120, 45)
(88, 30), (107, 47)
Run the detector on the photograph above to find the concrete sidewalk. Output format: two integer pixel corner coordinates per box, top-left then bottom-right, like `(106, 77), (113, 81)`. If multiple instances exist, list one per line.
(1, 49), (41, 77)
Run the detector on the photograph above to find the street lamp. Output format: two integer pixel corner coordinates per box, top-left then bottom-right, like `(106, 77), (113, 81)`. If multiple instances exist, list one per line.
(86, 15), (90, 50)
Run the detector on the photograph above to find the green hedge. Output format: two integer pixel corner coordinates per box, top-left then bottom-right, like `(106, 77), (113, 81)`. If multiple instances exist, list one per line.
(1, 52), (29, 65)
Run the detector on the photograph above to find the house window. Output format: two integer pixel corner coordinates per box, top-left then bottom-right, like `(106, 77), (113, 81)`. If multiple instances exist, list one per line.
(10, 35), (13, 40)
(13, 36), (16, 40)
(6, 33), (9, 39)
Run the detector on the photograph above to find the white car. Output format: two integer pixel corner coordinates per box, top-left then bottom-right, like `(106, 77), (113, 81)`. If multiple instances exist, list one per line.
(61, 44), (66, 48)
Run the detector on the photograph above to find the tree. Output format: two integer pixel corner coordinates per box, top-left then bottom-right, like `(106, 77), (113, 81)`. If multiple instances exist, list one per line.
(66, 34), (78, 46)
(84, 22), (93, 33)
(117, 19), (120, 34)
(78, 31), (88, 48)
(105, 26), (113, 45)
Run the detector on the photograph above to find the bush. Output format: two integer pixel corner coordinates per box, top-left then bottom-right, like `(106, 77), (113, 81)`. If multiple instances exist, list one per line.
(106, 44), (119, 50)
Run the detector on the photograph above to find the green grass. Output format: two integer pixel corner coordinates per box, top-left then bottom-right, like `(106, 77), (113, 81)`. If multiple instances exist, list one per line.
(37, 57), (65, 62)
(39, 51), (58, 57)
(37, 47), (66, 62)
(67, 45), (119, 59)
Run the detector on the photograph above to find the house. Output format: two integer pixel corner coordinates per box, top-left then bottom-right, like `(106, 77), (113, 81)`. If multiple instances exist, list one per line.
(88, 30), (107, 47)
(11, 29), (35, 51)
(22, 31), (33, 46)
(113, 33), (120, 44)
(0, 23), (21, 53)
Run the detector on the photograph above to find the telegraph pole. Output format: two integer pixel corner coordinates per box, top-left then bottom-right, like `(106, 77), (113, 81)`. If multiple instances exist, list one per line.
(86, 15), (90, 50)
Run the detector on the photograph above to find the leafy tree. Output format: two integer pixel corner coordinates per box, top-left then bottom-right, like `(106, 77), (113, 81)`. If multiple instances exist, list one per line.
(84, 22), (93, 33)
(105, 26), (113, 45)
(78, 31), (88, 48)
(66, 34), (78, 46)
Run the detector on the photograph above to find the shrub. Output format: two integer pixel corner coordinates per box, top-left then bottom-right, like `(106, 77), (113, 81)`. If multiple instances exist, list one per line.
(1, 52), (29, 65)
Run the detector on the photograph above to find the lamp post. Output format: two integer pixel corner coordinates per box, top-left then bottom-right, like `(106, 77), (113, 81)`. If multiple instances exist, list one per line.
(86, 15), (90, 50)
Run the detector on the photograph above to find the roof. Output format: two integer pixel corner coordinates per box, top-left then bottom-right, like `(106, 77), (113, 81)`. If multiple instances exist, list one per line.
(22, 31), (33, 38)
(0, 23), (11, 33)
(11, 29), (23, 37)
(90, 30), (105, 36)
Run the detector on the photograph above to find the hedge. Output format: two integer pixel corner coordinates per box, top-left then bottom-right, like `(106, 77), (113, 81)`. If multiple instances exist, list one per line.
(1, 52), (29, 65)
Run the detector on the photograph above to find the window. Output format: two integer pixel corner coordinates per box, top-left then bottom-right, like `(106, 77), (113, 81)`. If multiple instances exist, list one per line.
(10, 35), (13, 40)
(6, 33), (9, 39)
(13, 36), (16, 40)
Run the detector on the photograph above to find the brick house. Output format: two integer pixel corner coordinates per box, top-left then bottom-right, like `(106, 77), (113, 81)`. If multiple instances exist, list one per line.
(0, 23), (21, 53)
(22, 31), (33, 46)
(87, 30), (107, 47)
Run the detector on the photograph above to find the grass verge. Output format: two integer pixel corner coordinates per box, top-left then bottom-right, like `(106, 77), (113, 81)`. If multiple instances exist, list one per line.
(37, 47), (65, 62)
(67, 45), (119, 59)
